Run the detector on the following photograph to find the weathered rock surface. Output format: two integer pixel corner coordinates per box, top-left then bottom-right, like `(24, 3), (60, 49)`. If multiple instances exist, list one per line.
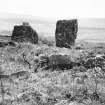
(11, 22), (38, 44)
(55, 19), (78, 48)
(48, 54), (73, 69)
(39, 54), (80, 70)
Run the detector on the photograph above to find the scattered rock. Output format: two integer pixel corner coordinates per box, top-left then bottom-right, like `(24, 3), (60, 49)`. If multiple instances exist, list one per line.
(0, 42), (8, 47)
(10, 71), (30, 80)
(8, 41), (16, 47)
(84, 55), (105, 69)
(0, 41), (16, 47)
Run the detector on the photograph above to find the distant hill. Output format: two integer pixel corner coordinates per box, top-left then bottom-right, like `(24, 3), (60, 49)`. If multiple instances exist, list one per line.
(0, 13), (105, 42)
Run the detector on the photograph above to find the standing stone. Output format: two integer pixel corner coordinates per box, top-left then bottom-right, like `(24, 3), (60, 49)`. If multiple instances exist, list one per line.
(55, 19), (78, 48)
(11, 22), (38, 44)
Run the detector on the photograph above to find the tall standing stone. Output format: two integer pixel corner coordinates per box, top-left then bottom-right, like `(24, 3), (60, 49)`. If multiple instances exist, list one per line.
(55, 19), (78, 48)
(11, 22), (38, 44)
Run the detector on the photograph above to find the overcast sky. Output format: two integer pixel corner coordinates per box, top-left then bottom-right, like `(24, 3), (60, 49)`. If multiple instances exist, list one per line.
(0, 0), (104, 19)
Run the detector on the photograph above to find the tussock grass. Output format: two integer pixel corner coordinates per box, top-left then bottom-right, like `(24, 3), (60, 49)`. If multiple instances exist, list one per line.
(0, 42), (105, 105)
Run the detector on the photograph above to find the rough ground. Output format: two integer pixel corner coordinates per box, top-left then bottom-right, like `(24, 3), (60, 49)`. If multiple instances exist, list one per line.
(0, 42), (105, 105)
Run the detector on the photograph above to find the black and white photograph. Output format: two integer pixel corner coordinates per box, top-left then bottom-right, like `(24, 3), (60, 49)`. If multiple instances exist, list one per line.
(0, 0), (105, 105)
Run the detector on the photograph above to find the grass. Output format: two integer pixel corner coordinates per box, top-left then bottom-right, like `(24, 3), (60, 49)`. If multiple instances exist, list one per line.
(0, 42), (105, 105)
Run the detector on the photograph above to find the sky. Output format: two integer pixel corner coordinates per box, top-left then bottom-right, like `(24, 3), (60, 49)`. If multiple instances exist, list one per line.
(0, 0), (104, 19)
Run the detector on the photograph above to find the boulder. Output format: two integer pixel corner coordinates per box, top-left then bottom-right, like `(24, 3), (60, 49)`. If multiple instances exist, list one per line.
(55, 19), (78, 48)
(11, 22), (38, 44)
(39, 54), (78, 70)
(48, 54), (77, 70)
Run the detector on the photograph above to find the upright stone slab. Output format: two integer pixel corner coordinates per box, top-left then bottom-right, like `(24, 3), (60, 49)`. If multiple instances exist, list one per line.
(11, 22), (38, 44)
(55, 19), (78, 48)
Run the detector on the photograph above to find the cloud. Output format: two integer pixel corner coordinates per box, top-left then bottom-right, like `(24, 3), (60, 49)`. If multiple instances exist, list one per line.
(0, 0), (104, 18)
